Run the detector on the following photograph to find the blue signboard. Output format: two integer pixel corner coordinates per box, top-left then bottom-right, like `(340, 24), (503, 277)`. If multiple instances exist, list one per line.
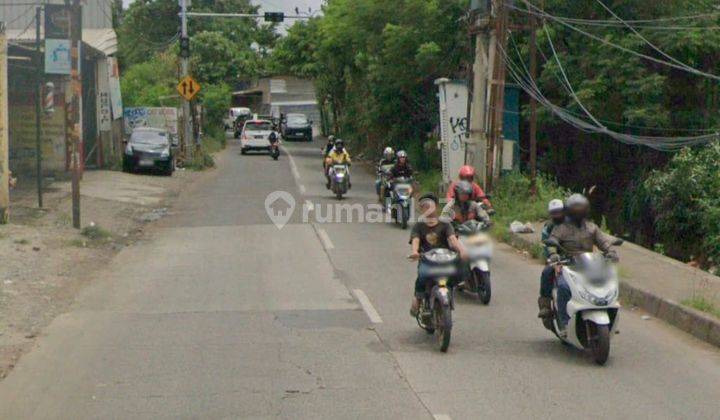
(45, 39), (71, 75)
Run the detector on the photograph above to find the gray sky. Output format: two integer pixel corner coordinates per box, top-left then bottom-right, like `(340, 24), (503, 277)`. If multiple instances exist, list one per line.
(122, 0), (322, 32)
(122, 0), (323, 15)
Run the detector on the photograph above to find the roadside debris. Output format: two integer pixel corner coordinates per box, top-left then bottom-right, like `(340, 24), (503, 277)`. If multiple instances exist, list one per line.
(510, 221), (535, 234)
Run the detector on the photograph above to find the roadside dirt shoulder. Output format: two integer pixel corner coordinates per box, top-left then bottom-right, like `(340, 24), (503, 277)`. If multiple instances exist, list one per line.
(0, 166), (210, 379)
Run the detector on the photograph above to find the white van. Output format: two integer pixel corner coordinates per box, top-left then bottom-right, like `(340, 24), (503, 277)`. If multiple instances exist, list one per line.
(223, 107), (252, 130)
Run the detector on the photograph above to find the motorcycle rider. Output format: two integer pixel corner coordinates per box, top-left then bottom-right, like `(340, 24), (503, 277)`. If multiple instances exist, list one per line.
(447, 165), (493, 211)
(324, 135), (336, 156)
(440, 181), (491, 226)
(376, 147), (396, 198)
(408, 193), (467, 317)
(325, 138), (352, 189)
(382, 150), (414, 205)
(547, 194), (618, 335)
(537, 199), (566, 318)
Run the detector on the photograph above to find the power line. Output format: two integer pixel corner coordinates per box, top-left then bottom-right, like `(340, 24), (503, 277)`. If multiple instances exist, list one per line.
(498, 40), (720, 151)
(519, 0), (720, 82)
(594, 0), (720, 81)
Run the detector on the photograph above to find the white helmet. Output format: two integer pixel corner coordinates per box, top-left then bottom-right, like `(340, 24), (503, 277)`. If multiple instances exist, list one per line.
(383, 147), (394, 160)
(548, 199), (564, 213)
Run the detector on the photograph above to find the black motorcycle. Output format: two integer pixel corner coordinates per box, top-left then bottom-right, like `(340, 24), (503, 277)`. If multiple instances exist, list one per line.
(414, 248), (458, 352)
(269, 133), (280, 160)
(390, 176), (414, 229)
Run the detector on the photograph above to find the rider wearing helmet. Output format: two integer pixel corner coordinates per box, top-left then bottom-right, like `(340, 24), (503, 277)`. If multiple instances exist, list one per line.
(376, 147), (396, 199)
(441, 180), (491, 225)
(537, 199), (566, 318)
(447, 165), (492, 210)
(324, 135), (336, 156)
(325, 139), (352, 189)
(390, 150), (414, 179)
(548, 194), (618, 333)
(379, 147), (395, 166)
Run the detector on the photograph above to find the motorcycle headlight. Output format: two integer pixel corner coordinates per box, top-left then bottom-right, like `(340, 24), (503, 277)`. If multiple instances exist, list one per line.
(160, 148), (170, 158)
(125, 144), (133, 155)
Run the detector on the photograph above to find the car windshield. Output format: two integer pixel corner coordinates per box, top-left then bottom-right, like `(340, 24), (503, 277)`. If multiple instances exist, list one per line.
(287, 115), (308, 125)
(246, 122), (272, 131)
(130, 131), (168, 145)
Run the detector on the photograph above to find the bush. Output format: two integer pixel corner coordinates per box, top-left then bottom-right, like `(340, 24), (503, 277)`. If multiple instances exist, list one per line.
(491, 172), (569, 241)
(633, 143), (720, 267)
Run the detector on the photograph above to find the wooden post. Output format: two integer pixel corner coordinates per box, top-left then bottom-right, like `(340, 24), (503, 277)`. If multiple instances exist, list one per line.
(0, 26), (9, 224)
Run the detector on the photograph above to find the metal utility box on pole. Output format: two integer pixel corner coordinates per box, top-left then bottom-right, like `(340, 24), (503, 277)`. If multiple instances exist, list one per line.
(70, 0), (82, 229)
(0, 25), (8, 224)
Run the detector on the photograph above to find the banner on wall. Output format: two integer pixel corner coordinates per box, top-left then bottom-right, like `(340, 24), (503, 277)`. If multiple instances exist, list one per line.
(436, 79), (469, 184)
(123, 107), (178, 135)
(107, 57), (123, 120)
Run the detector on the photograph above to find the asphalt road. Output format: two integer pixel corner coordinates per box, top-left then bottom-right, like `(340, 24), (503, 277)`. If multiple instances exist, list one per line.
(0, 136), (719, 419)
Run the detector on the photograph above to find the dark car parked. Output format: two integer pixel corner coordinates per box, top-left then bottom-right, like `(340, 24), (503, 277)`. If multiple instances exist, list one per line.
(123, 127), (176, 176)
(281, 113), (313, 142)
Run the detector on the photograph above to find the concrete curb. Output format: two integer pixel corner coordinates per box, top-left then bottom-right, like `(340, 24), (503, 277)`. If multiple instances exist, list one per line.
(505, 230), (720, 349)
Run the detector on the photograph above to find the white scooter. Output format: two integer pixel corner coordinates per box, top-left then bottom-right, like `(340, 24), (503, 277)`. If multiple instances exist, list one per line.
(543, 238), (623, 365)
(456, 220), (493, 304)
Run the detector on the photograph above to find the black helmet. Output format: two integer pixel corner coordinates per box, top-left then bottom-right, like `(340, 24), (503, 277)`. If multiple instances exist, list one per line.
(334, 139), (344, 151)
(565, 193), (590, 221)
(454, 180), (473, 201)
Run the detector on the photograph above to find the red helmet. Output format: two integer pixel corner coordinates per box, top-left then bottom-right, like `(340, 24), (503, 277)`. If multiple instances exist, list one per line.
(459, 165), (475, 181)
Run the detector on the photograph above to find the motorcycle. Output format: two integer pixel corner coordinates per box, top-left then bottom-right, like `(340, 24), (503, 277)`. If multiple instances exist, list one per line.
(456, 220), (493, 304)
(376, 163), (394, 199)
(269, 134), (280, 160)
(543, 238), (623, 365)
(389, 176), (413, 229)
(329, 164), (350, 199)
(414, 248), (458, 352)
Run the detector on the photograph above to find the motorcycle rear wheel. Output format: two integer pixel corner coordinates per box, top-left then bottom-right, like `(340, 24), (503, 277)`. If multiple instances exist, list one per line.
(588, 322), (610, 365)
(400, 206), (409, 230)
(434, 303), (452, 352)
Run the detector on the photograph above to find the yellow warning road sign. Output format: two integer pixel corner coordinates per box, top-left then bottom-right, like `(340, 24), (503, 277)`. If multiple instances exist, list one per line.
(177, 76), (201, 101)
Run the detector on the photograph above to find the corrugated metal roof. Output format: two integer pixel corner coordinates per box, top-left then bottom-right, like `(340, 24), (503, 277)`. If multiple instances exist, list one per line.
(6, 28), (117, 56)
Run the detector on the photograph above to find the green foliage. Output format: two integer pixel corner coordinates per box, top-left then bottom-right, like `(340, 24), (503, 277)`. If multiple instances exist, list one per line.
(682, 296), (720, 319)
(271, 0), (470, 159)
(121, 52), (178, 107)
(118, 0), (277, 69)
(81, 225), (113, 241)
(491, 172), (569, 242)
(631, 143), (720, 267)
(200, 83), (231, 129)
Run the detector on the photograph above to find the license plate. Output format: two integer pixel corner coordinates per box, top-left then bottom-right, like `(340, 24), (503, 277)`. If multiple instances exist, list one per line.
(139, 159), (154, 166)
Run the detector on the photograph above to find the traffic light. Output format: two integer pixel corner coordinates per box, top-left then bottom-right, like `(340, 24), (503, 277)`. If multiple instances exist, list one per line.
(264, 12), (284, 23)
(180, 36), (190, 58)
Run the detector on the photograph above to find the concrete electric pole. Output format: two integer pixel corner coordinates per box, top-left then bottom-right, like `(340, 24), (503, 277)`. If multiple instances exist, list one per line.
(0, 25), (8, 224)
(180, 0), (192, 160)
(70, 0), (82, 228)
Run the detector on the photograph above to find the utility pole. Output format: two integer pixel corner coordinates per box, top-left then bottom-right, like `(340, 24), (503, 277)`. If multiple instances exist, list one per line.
(528, 2), (538, 196)
(0, 25), (9, 224)
(468, 4), (492, 190)
(35, 6), (43, 208)
(70, 0), (82, 228)
(180, 0), (191, 160)
(486, 0), (509, 192)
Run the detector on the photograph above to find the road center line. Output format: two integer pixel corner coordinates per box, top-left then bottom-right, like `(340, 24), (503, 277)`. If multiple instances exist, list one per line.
(317, 228), (334, 250)
(282, 146), (301, 181)
(353, 289), (383, 324)
(299, 184), (306, 195)
(433, 415), (452, 420)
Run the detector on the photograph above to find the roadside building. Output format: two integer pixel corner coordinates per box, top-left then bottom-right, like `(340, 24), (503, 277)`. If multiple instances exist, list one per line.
(232, 76), (320, 125)
(0, 1), (122, 180)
